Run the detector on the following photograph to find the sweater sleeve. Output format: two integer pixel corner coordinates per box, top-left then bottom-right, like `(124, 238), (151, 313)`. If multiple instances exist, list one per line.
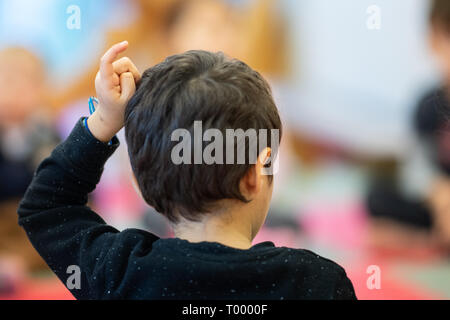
(17, 118), (159, 300)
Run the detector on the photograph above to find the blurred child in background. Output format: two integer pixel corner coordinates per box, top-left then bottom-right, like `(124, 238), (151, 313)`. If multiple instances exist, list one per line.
(0, 47), (59, 294)
(367, 0), (450, 249)
(0, 48), (59, 200)
(425, 0), (450, 245)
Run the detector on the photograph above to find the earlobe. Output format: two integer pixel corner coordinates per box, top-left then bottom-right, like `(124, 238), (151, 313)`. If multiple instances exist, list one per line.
(250, 147), (272, 195)
(239, 165), (258, 200)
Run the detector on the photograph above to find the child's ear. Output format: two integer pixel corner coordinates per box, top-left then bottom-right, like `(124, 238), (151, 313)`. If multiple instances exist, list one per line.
(239, 148), (272, 199)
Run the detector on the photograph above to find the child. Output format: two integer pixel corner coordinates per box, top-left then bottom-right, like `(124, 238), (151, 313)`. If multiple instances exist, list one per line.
(366, 0), (450, 247)
(18, 42), (356, 300)
(0, 47), (59, 202)
(425, 0), (450, 244)
(0, 47), (58, 278)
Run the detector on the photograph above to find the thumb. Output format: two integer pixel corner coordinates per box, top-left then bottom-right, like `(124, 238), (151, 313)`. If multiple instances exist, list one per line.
(120, 72), (136, 101)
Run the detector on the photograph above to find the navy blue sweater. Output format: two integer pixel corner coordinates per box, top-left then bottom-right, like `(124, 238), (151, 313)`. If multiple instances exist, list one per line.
(17, 118), (357, 300)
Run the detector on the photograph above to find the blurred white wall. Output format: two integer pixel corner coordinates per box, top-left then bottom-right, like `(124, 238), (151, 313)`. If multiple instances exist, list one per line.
(279, 0), (441, 157)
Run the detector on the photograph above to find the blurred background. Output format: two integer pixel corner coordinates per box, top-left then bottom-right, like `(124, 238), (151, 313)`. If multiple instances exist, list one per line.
(0, 0), (449, 299)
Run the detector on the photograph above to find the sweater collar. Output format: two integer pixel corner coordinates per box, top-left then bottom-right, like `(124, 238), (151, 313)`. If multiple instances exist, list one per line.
(155, 237), (275, 254)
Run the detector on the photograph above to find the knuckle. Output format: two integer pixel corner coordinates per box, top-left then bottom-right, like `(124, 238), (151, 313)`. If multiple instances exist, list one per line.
(121, 57), (131, 64)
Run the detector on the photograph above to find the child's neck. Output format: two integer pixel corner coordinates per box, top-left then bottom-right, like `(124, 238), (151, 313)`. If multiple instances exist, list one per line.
(173, 211), (254, 250)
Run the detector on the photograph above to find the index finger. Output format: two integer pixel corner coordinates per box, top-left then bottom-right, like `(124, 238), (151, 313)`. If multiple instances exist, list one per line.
(100, 41), (129, 78)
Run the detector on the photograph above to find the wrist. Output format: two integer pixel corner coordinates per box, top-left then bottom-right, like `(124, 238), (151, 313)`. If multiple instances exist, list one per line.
(86, 110), (121, 143)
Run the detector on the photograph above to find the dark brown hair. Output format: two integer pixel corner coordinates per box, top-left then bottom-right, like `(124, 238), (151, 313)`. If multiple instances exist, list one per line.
(125, 51), (282, 223)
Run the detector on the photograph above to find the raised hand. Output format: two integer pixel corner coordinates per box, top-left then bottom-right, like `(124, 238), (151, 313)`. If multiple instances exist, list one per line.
(87, 41), (141, 142)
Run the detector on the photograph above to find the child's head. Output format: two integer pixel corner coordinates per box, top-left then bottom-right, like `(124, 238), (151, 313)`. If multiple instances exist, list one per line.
(166, 0), (240, 57)
(430, 0), (450, 85)
(125, 50), (281, 233)
(0, 47), (46, 127)
(164, 0), (288, 78)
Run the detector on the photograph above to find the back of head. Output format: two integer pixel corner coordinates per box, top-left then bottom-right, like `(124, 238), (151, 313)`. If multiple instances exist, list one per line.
(125, 50), (281, 223)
